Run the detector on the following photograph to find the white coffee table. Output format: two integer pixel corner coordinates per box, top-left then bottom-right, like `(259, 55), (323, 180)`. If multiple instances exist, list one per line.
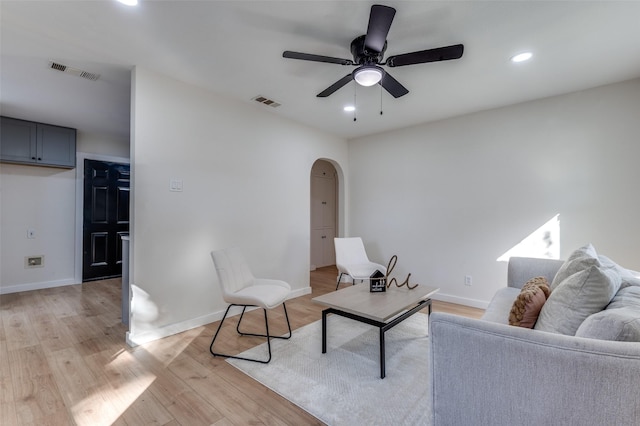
(312, 283), (439, 378)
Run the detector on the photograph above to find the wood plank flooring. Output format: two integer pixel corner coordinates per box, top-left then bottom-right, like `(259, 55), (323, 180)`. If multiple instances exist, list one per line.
(0, 266), (484, 425)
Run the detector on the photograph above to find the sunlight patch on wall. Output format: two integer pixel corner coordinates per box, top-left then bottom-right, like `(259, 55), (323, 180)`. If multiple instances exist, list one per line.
(497, 214), (560, 262)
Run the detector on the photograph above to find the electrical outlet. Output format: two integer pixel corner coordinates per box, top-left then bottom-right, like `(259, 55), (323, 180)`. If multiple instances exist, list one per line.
(464, 275), (472, 286)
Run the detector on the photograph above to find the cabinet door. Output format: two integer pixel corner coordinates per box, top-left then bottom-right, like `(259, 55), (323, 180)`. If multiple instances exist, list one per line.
(37, 123), (76, 167)
(0, 117), (37, 164)
(311, 175), (336, 229)
(311, 228), (335, 269)
(320, 177), (336, 229)
(310, 228), (324, 269)
(310, 175), (325, 230)
(321, 227), (336, 266)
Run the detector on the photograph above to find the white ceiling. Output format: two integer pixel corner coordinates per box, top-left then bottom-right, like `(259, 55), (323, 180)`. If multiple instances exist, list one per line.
(2, 1), (640, 142)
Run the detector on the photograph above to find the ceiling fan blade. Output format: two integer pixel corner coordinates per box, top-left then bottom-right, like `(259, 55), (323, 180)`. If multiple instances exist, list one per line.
(364, 5), (396, 52)
(380, 72), (409, 98)
(317, 74), (353, 97)
(283, 51), (353, 65)
(386, 44), (464, 67)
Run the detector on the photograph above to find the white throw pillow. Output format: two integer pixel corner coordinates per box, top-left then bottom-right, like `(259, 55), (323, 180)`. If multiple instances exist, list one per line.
(535, 265), (621, 336)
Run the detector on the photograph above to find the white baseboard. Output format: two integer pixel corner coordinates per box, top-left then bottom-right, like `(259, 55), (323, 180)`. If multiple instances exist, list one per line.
(0, 278), (77, 295)
(290, 286), (312, 299)
(126, 286), (312, 347)
(127, 310), (223, 347)
(431, 292), (489, 310)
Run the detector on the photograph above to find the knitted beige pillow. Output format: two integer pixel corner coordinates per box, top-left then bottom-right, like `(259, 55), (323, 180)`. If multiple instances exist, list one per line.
(509, 277), (550, 328)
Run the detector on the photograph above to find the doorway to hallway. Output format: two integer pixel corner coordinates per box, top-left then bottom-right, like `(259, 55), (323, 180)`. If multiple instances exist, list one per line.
(310, 160), (338, 270)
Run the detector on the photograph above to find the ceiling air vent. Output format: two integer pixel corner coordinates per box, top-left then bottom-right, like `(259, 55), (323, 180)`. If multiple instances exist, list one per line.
(48, 61), (100, 81)
(252, 95), (281, 108)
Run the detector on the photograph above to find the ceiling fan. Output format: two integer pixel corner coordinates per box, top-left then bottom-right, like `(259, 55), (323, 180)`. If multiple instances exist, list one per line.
(283, 4), (464, 99)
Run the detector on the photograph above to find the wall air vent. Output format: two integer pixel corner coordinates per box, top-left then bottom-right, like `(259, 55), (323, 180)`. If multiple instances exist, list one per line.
(48, 61), (100, 81)
(252, 95), (281, 108)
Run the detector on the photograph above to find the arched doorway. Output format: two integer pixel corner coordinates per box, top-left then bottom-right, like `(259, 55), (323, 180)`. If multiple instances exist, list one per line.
(310, 159), (338, 270)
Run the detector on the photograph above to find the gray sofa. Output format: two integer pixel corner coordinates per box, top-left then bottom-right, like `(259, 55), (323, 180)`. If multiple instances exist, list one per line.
(429, 255), (640, 426)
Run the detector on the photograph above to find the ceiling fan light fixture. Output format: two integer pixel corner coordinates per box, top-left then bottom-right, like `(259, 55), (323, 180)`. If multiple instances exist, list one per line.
(353, 66), (383, 87)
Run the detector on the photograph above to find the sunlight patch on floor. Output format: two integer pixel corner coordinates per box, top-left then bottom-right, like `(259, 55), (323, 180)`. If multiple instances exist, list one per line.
(141, 327), (201, 367)
(71, 350), (156, 425)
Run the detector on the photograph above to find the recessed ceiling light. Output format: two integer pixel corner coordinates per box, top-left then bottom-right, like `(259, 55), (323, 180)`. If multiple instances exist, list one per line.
(511, 52), (533, 63)
(117, 0), (138, 6)
(343, 105), (356, 112)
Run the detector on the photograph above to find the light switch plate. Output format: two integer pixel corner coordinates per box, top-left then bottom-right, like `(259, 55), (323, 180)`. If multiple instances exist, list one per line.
(169, 179), (183, 192)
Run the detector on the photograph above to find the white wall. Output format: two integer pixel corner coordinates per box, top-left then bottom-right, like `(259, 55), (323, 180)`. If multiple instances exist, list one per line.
(0, 132), (129, 293)
(0, 163), (76, 291)
(348, 78), (640, 308)
(77, 131), (129, 158)
(128, 67), (348, 345)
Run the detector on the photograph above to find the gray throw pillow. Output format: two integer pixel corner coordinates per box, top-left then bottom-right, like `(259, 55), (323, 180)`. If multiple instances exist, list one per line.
(535, 265), (621, 335)
(575, 308), (640, 342)
(599, 255), (640, 289)
(607, 286), (640, 310)
(551, 243), (600, 290)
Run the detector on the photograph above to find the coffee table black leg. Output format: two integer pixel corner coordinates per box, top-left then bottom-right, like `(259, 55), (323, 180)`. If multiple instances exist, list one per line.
(322, 309), (327, 353)
(319, 301), (430, 379)
(380, 328), (386, 379)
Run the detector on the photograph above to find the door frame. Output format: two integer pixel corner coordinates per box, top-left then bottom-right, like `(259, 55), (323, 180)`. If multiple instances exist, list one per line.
(74, 151), (130, 284)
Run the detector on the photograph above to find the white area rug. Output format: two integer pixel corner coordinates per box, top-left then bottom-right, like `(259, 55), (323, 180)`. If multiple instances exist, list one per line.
(226, 313), (432, 425)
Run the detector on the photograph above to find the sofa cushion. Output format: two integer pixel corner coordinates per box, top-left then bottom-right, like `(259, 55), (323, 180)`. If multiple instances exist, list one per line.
(599, 255), (640, 289)
(481, 287), (521, 324)
(607, 286), (640, 310)
(535, 265), (621, 335)
(620, 268), (640, 288)
(508, 277), (550, 328)
(575, 308), (640, 342)
(551, 243), (599, 290)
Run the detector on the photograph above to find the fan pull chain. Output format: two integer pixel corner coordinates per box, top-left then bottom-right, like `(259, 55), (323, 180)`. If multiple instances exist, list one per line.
(380, 83), (383, 115)
(353, 84), (357, 122)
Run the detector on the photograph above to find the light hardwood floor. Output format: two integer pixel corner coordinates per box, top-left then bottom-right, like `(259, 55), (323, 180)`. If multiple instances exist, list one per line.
(0, 266), (484, 425)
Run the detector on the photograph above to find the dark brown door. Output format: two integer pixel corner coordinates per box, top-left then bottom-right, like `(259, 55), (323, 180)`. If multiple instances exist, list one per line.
(83, 159), (130, 281)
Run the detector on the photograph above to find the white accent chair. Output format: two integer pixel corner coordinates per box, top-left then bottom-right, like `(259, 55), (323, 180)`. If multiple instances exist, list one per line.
(209, 247), (292, 364)
(334, 237), (387, 290)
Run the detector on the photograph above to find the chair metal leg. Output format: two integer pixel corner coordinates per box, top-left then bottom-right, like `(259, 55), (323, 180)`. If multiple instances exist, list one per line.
(209, 302), (292, 364)
(336, 272), (345, 290)
(336, 273), (366, 290)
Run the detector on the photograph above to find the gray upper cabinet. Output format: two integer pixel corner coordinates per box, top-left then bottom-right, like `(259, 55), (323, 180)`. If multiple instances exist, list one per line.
(1, 116), (76, 168)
